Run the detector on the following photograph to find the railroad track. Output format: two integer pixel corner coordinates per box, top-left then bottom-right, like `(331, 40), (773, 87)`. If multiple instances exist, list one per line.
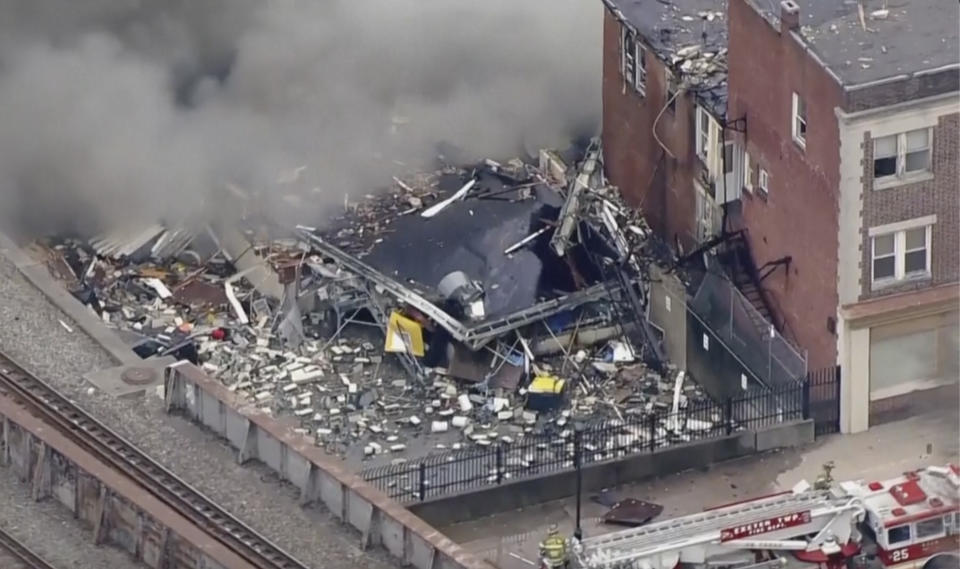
(0, 352), (309, 569)
(0, 527), (57, 569)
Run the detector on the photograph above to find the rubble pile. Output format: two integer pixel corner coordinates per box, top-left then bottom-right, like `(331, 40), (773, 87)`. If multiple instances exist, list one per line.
(33, 140), (714, 469)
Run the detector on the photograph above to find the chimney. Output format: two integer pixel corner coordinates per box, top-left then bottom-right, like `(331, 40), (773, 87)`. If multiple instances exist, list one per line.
(780, 0), (800, 31)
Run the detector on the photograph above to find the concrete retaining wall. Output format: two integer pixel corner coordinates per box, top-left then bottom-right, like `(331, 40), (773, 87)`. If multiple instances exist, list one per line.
(0, 394), (253, 569)
(410, 420), (814, 526)
(164, 361), (494, 569)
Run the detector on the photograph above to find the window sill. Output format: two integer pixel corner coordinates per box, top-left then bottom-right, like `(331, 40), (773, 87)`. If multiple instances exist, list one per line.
(873, 171), (934, 191)
(870, 272), (931, 291)
(792, 136), (806, 151)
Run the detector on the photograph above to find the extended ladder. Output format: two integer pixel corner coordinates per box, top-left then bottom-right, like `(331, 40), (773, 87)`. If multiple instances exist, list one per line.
(577, 489), (862, 569)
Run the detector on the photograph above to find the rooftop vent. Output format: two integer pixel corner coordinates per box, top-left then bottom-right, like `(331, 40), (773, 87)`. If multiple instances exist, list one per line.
(780, 0), (800, 31)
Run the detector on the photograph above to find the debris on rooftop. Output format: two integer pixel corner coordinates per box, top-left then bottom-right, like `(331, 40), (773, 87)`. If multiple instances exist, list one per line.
(33, 139), (715, 467)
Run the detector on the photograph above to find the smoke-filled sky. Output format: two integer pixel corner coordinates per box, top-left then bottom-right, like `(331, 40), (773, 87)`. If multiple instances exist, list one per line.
(0, 0), (601, 237)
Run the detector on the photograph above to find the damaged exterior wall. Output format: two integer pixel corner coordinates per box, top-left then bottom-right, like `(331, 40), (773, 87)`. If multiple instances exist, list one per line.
(727, 0), (844, 371)
(647, 265), (686, 366)
(601, 9), (700, 253)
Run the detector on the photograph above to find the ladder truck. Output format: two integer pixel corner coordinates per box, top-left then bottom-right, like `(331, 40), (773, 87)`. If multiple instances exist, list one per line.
(572, 464), (960, 569)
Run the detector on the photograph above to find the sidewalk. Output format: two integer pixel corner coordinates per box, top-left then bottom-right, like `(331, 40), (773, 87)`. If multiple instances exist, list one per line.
(443, 403), (959, 569)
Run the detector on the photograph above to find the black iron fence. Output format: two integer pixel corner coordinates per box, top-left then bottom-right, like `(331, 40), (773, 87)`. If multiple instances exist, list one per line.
(807, 365), (841, 436)
(362, 379), (817, 502)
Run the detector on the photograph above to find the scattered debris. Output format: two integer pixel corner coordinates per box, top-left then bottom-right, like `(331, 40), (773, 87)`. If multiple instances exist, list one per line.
(602, 498), (664, 527)
(34, 141), (715, 468)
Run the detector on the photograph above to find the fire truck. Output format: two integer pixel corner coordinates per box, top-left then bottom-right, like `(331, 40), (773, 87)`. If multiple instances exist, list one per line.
(572, 464), (959, 569)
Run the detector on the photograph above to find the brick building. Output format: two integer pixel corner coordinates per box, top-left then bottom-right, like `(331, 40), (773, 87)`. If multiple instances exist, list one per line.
(600, 0), (959, 433)
(600, 0), (732, 254)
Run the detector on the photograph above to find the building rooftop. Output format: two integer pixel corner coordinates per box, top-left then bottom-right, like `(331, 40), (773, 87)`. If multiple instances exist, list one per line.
(601, 0), (729, 115)
(751, 0), (960, 87)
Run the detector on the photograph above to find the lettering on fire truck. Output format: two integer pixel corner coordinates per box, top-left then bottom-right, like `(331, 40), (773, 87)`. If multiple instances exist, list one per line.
(719, 511), (813, 542)
(878, 535), (960, 566)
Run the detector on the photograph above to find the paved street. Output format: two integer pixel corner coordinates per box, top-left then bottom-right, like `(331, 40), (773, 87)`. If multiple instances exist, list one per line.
(443, 401), (960, 569)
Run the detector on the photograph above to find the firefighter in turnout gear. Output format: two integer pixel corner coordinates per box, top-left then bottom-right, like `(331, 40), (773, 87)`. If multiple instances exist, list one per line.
(539, 524), (569, 568)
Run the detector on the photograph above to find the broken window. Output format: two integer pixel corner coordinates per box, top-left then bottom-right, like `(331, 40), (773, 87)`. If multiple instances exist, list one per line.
(666, 70), (678, 113)
(696, 106), (710, 161)
(873, 128), (932, 185)
(743, 152), (755, 191)
(870, 223), (932, 286)
(636, 44), (647, 94)
(621, 26), (636, 87)
(791, 92), (807, 147)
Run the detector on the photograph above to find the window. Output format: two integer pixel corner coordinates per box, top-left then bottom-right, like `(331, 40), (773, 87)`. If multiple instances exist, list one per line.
(870, 224), (932, 286)
(666, 70), (678, 112)
(723, 142), (734, 175)
(905, 129), (930, 173)
(873, 128), (932, 185)
(621, 27), (646, 95)
(887, 525), (911, 545)
(621, 27), (636, 87)
(743, 152), (755, 191)
(758, 168), (770, 195)
(872, 234), (896, 281)
(792, 92), (807, 147)
(904, 227), (928, 274)
(916, 517), (945, 540)
(696, 106), (710, 161)
(636, 44), (647, 94)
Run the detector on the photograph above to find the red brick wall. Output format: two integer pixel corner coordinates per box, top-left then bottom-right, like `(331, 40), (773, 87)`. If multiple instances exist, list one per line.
(859, 113), (960, 300)
(727, 0), (845, 370)
(601, 9), (700, 252)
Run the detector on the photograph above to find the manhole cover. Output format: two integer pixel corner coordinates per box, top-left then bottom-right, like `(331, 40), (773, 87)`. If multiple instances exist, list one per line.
(121, 367), (158, 385)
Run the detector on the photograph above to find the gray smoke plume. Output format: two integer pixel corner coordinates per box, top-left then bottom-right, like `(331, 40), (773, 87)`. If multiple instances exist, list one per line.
(0, 0), (601, 237)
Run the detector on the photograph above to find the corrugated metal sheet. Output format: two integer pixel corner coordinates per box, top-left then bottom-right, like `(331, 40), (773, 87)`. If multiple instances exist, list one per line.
(89, 224), (165, 259)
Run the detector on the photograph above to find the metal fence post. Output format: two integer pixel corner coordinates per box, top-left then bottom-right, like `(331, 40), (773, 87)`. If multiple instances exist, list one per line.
(496, 445), (504, 485)
(802, 378), (811, 420)
(767, 333), (773, 384)
(418, 462), (426, 501)
(724, 396), (734, 435)
(729, 283), (734, 338)
(647, 413), (657, 452)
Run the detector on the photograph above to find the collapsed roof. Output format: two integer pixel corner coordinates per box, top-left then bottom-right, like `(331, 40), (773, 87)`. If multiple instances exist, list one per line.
(296, 141), (667, 375)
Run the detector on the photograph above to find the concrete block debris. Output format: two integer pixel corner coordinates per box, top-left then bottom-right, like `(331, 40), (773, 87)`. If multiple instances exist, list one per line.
(31, 141), (720, 472)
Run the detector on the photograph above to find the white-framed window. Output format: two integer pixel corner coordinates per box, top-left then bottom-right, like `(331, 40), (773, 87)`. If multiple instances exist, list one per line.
(621, 26), (636, 87)
(870, 223), (932, 286)
(758, 167), (770, 195)
(636, 44), (647, 94)
(873, 128), (932, 185)
(620, 26), (646, 95)
(791, 92), (807, 147)
(696, 106), (710, 161)
(743, 152), (755, 191)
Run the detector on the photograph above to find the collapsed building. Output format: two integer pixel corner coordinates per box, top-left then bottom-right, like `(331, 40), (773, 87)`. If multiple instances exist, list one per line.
(32, 141), (719, 469)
